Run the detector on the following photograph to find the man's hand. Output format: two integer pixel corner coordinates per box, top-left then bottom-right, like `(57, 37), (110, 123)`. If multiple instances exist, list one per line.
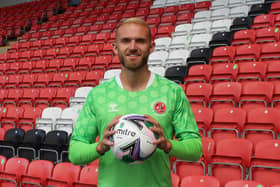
(96, 115), (122, 155)
(144, 115), (172, 153)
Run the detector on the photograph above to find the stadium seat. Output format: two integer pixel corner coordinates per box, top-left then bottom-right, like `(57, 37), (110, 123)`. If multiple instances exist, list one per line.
(51, 87), (75, 108)
(210, 19), (232, 34)
(172, 24), (192, 37)
(69, 86), (93, 107)
(229, 6), (250, 18)
(165, 49), (189, 67)
(164, 65), (187, 84)
(73, 165), (98, 187)
(154, 37), (171, 51)
(20, 160), (54, 187)
(208, 82), (242, 109)
(209, 31), (233, 48)
(81, 70), (104, 87)
(255, 27), (280, 43)
(185, 64), (212, 84)
(39, 130), (68, 163)
(189, 33), (212, 50)
(148, 51), (169, 67)
(209, 63), (238, 84)
(251, 14), (275, 29)
(18, 107), (42, 131)
(180, 175), (220, 187)
(239, 81), (273, 109)
(1, 106), (24, 130)
(233, 44), (261, 63)
(192, 10), (211, 23)
(208, 107), (246, 142)
(36, 107), (62, 133)
(0, 128), (25, 158)
(17, 129), (46, 161)
(249, 139), (280, 187)
(60, 58), (80, 72)
(185, 83), (212, 108)
(34, 87), (57, 108)
(55, 106), (82, 135)
(231, 29), (256, 46)
(230, 16), (253, 32)
(236, 61), (267, 82)
(264, 61), (280, 81)
(169, 36), (191, 51)
(192, 107), (213, 136)
(191, 21), (211, 35)
(208, 138), (253, 186)
(0, 157), (29, 186)
(46, 162), (81, 186)
(260, 42), (280, 61)
(18, 88), (40, 107)
(242, 107), (280, 146)
(171, 172), (179, 187)
(187, 47), (211, 68)
(224, 180), (266, 187)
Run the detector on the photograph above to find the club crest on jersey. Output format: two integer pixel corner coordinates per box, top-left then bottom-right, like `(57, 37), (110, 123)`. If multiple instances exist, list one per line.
(154, 102), (166, 114)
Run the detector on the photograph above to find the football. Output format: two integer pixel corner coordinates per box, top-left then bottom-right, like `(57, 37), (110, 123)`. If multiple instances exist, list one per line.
(110, 114), (157, 164)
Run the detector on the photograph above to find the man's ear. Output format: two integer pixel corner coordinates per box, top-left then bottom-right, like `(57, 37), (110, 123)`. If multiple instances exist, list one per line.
(112, 43), (118, 55)
(150, 41), (155, 54)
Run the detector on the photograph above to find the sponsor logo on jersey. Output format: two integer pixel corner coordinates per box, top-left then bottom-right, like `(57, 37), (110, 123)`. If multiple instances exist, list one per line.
(109, 103), (119, 112)
(154, 102), (166, 114)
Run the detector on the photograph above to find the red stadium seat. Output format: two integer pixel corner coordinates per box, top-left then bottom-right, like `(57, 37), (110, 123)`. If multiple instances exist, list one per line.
(46, 162), (81, 187)
(192, 107), (213, 136)
(18, 107), (42, 131)
(60, 58), (80, 72)
(272, 81), (280, 108)
(73, 165), (98, 187)
(51, 87), (75, 108)
(252, 14), (275, 29)
(231, 29), (256, 46)
(185, 64), (212, 84)
(64, 71), (86, 87)
(233, 44), (261, 63)
(225, 180), (265, 187)
(76, 56), (95, 72)
(239, 81), (273, 109)
(208, 138), (253, 186)
(209, 63), (238, 84)
(208, 107), (246, 142)
(81, 70), (104, 87)
(209, 46), (236, 64)
(20, 160), (54, 187)
(0, 157), (29, 186)
(265, 61), (280, 81)
(260, 42), (280, 61)
(35, 87), (57, 108)
(180, 176), (220, 187)
(255, 27), (280, 43)
(249, 139), (280, 187)
(3, 89), (23, 107)
(236, 61), (267, 82)
(18, 88), (40, 107)
(185, 83), (212, 108)
(243, 107), (280, 146)
(209, 82), (241, 109)
(46, 59), (64, 73)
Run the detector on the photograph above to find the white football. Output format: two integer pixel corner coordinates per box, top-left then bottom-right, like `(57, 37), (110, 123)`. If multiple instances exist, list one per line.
(110, 114), (157, 164)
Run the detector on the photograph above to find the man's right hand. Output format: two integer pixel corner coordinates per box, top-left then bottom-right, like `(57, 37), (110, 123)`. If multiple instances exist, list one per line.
(96, 115), (122, 155)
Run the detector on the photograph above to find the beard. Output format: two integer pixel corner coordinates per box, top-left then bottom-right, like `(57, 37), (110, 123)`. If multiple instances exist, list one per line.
(118, 49), (149, 71)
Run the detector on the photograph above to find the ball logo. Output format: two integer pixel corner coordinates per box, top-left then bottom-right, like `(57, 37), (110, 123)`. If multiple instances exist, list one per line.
(154, 102), (166, 114)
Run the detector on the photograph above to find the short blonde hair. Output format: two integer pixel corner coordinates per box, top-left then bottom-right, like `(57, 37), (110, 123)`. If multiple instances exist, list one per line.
(115, 17), (152, 42)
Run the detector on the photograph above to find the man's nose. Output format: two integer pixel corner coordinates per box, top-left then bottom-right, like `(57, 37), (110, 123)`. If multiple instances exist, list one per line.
(129, 40), (137, 50)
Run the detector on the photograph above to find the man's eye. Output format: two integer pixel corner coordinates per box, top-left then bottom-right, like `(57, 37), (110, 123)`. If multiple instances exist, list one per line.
(121, 39), (130, 43)
(136, 39), (146, 43)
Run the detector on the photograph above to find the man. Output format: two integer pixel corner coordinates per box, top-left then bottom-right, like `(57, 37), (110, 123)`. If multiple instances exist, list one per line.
(69, 17), (202, 187)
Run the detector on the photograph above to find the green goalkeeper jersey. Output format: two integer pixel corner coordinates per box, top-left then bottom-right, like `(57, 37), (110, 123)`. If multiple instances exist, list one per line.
(69, 73), (202, 187)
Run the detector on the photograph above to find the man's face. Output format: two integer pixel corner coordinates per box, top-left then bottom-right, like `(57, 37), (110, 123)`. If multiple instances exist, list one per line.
(113, 23), (154, 71)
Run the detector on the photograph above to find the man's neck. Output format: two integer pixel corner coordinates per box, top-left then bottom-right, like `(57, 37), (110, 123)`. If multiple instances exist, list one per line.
(120, 66), (151, 92)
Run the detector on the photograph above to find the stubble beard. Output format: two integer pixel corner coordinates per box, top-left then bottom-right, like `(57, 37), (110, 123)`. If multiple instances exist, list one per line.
(118, 50), (149, 71)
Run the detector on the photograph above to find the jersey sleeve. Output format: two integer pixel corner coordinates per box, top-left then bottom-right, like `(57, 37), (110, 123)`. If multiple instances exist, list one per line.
(169, 86), (202, 161)
(69, 90), (101, 165)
